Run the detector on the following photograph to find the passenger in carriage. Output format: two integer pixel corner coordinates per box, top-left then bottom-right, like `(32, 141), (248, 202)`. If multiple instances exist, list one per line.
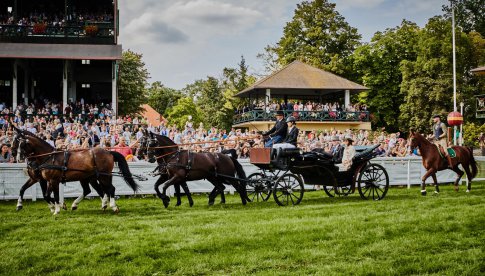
(341, 135), (356, 171)
(273, 116), (299, 150)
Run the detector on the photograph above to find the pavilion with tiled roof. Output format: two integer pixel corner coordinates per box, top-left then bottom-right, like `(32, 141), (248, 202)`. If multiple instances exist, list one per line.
(233, 61), (371, 131)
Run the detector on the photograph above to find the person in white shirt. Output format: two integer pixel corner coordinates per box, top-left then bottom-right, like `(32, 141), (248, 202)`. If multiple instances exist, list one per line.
(341, 135), (356, 171)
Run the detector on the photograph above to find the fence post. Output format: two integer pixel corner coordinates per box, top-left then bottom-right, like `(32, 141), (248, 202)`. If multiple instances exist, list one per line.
(31, 183), (37, 202)
(407, 159), (411, 189)
(60, 184), (64, 205)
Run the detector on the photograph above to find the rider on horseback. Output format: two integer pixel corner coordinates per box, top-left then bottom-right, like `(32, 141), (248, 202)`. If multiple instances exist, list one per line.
(428, 115), (453, 169)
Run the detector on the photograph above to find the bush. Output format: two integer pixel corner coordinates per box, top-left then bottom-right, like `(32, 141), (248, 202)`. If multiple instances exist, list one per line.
(463, 122), (485, 147)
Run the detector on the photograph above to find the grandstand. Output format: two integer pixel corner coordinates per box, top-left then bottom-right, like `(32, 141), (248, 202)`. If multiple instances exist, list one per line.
(0, 0), (121, 115)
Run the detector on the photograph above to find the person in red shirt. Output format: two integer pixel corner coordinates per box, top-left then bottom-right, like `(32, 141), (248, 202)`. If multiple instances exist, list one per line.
(113, 137), (139, 157)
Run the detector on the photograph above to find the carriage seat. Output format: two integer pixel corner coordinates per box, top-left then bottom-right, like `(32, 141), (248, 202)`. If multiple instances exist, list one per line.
(352, 144), (379, 161)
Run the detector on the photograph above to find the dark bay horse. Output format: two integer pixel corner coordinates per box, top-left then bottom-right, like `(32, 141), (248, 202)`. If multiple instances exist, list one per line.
(145, 132), (250, 207)
(13, 127), (139, 215)
(11, 134), (106, 212)
(409, 131), (477, 195)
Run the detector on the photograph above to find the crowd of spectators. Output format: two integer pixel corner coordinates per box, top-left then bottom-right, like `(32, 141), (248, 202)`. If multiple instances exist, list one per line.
(0, 11), (113, 26)
(0, 105), (421, 164)
(236, 100), (368, 114)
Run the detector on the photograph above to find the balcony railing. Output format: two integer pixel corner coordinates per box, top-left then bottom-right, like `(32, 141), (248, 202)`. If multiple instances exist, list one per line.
(233, 110), (370, 125)
(0, 23), (115, 44)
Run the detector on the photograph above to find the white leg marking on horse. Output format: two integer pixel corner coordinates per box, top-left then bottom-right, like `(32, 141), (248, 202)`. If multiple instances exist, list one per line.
(17, 197), (23, 207)
(466, 189), (470, 193)
(49, 203), (55, 213)
(110, 197), (117, 211)
(102, 194), (108, 208)
(72, 195), (84, 208)
(421, 190), (427, 193)
(54, 203), (61, 215)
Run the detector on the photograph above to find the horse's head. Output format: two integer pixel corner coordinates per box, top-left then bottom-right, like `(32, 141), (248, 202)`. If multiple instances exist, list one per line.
(11, 131), (31, 162)
(408, 130), (419, 154)
(146, 131), (159, 163)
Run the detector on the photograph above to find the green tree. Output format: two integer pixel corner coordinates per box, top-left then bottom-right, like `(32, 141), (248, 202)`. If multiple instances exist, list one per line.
(118, 50), (149, 116)
(443, 0), (485, 37)
(146, 81), (182, 116)
(399, 16), (477, 131)
(352, 20), (420, 131)
(266, 0), (361, 76)
(165, 97), (202, 130)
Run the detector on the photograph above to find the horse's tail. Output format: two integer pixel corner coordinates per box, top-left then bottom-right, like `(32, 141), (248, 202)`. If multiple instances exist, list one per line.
(230, 157), (251, 202)
(467, 147), (478, 180)
(110, 151), (140, 192)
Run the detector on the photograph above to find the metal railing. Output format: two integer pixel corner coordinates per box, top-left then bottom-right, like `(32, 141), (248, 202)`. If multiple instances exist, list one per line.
(0, 23), (115, 44)
(233, 110), (370, 124)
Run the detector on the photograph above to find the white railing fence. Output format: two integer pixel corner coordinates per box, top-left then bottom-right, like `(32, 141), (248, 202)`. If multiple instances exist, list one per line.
(1, 157), (484, 201)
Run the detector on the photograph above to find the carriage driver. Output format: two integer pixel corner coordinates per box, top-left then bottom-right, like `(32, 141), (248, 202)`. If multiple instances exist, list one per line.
(428, 114), (453, 168)
(273, 116), (299, 150)
(262, 110), (287, 147)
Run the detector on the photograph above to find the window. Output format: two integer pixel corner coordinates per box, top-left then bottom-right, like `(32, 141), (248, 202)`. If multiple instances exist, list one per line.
(81, 83), (91, 88)
(82, 60), (91, 65)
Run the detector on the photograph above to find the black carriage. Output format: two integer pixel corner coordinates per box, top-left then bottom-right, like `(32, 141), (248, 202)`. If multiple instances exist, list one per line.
(247, 145), (389, 206)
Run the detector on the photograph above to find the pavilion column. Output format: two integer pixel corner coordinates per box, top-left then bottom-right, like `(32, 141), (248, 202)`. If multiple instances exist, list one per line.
(31, 79), (35, 99)
(24, 69), (29, 105)
(265, 89), (271, 110)
(62, 60), (68, 111)
(12, 60), (18, 110)
(344, 90), (350, 110)
(112, 61), (118, 116)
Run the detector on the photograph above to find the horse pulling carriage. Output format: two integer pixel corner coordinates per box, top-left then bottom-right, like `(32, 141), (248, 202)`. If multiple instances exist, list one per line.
(246, 145), (390, 206)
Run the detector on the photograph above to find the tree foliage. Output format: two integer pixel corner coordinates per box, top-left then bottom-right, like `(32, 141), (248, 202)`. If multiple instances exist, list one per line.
(118, 50), (149, 116)
(352, 20), (420, 132)
(443, 0), (485, 37)
(165, 97), (202, 130)
(146, 81), (182, 116)
(398, 16), (481, 132)
(264, 0), (361, 76)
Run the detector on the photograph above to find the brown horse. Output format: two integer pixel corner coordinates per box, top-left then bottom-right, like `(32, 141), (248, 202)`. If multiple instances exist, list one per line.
(11, 135), (106, 212)
(13, 127), (139, 215)
(409, 131), (478, 195)
(145, 132), (250, 208)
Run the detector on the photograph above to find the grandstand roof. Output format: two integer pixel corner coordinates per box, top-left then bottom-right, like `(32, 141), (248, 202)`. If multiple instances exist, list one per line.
(0, 43), (122, 60)
(471, 66), (485, 75)
(235, 60), (368, 97)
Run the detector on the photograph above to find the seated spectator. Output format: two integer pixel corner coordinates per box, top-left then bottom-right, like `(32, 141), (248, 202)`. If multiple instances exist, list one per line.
(0, 143), (14, 163)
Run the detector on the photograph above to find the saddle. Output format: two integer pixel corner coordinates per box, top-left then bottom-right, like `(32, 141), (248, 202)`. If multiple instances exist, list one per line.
(436, 144), (456, 158)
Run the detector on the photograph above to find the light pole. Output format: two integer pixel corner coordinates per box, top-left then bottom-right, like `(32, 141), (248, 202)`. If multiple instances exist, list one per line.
(460, 101), (464, 146)
(452, 1), (458, 145)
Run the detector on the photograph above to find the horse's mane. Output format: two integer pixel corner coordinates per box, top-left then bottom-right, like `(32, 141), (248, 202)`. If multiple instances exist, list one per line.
(412, 132), (431, 145)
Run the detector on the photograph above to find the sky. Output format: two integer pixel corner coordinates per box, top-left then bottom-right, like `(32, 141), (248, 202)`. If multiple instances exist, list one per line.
(118, 0), (448, 89)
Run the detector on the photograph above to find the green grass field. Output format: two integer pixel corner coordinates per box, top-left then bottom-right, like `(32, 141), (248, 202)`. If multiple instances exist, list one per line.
(1, 183), (484, 275)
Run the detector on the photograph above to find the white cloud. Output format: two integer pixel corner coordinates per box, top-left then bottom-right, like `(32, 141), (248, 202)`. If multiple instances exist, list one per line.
(333, 0), (386, 10)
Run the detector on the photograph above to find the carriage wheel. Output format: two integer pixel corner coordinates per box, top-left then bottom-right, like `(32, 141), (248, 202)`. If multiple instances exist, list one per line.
(357, 164), (389, 200)
(323, 185), (352, 197)
(246, 173), (272, 202)
(273, 173), (304, 206)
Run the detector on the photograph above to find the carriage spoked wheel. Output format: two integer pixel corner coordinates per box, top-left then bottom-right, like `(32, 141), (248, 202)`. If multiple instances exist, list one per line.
(357, 164), (389, 200)
(246, 173), (272, 202)
(273, 173), (304, 206)
(323, 185), (353, 197)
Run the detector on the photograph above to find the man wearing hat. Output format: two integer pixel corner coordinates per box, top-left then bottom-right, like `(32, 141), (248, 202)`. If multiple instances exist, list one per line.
(273, 116), (299, 149)
(263, 110), (287, 147)
(330, 135), (344, 163)
(429, 114), (452, 168)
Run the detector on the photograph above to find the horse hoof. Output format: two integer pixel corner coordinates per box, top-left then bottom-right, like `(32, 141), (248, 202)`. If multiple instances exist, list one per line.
(466, 189), (470, 193)
(208, 201), (215, 206)
(113, 207), (120, 214)
(62, 203), (67, 210)
(102, 205), (108, 211)
(189, 202), (194, 207)
(71, 206), (78, 211)
(421, 191), (427, 196)
(16, 205), (23, 211)
(433, 191), (439, 195)
(175, 202), (181, 207)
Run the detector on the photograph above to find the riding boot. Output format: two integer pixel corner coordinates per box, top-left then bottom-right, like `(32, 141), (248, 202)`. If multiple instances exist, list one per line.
(446, 155), (453, 169)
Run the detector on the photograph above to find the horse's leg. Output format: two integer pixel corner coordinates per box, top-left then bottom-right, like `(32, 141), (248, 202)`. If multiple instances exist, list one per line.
(174, 183), (182, 207)
(227, 179), (246, 205)
(180, 182), (194, 207)
(154, 175), (168, 200)
(421, 168), (436, 196)
(207, 177), (225, 205)
(452, 167), (464, 193)
(160, 176), (179, 208)
(431, 173), (439, 194)
(461, 164), (472, 193)
(72, 179), (91, 210)
(88, 179), (106, 209)
(44, 182), (56, 213)
(98, 175), (118, 213)
(51, 181), (61, 215)
(16, 178), (37, 211)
